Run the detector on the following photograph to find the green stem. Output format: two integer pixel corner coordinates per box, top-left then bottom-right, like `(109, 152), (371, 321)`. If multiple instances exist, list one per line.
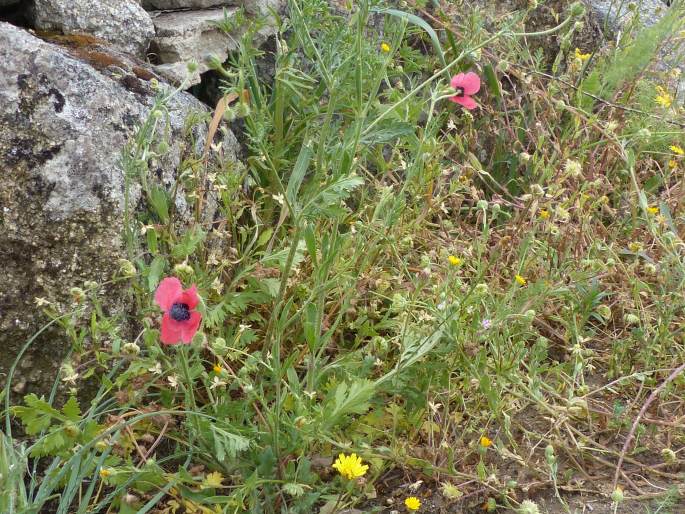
(179, 345), (201, 442)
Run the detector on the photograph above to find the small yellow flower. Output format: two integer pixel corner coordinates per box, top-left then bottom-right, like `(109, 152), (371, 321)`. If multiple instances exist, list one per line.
(380, 42), (391, 53)
(479, 435), (493, 448)
(539, 209), (550, 220)
(332, 453), (368, 480)
(405, 496), (421, 511)
(669, 159), (679, 169)
(514, 274), (527, 286)
(646, 206), (659, 215)
(448, 255), (462, 266)
(655, 86), (673, 108)
(670, 145), (684, 155)
(628, 242), (643, 253)
(213, 364), (223, 374)
(99, 468), (112, 479)
(574, 48), (591, 61)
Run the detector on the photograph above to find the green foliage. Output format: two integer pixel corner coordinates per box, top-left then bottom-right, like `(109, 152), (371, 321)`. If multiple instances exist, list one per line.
(6, 0), (685, 512)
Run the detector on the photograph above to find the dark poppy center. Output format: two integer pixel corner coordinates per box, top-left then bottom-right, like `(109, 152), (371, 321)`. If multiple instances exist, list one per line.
(453, 87), (464, 97)
(170, 302), (191, 321)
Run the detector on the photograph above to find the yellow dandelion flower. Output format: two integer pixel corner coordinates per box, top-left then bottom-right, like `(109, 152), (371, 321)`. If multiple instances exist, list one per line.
(448, 255), (462, 266)
(405, 496), (422, 511)
(574, 48), (591, 61)
(514, 274), (527, 286)
(381, 42), (391, 53)
(670, 145), (684, 155)
(213, 364), (223, 374)
(655, 86), (673, 108)
(479, 435), (493, 448)
(332, 453), (368, 480)
(539, 209), (550, 220)
(646, 206), (659, 215)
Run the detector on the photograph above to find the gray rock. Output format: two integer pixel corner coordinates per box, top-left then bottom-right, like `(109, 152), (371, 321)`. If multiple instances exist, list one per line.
(584, 0), (683, 99)
(0, 22), (238, 398)
(142, 0), (236, 9)
(583, 0), (668, 33)
(30, 0), (155, 57)
(149, 7), (276, 86)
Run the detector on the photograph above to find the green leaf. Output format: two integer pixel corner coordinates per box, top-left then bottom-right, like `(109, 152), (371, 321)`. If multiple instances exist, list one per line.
(257, 227), (274, 248)
(323, 379), (375, 429)
(172, 226), (206, 260)
(210, 424), (252, 461)
(282, 483), (306, 497)
(62, 396), (81, 422)
(483, 64), (501, 100)
(11, 394), (61, 435)
(260, 277), (281, 298)
(303, 303), (318, 351)
(148, 186), (169, 223)
(286, 143), (314, 211)
(360, 121), (415, 145)
(306, 175), (364, 217)
(147, 256), (166, 292)
(30, 429), (67, 457)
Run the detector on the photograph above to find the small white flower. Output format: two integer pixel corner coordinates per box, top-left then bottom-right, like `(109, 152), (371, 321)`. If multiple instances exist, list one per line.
(167, 375), (179, 389)
(209, 376), (227, 390)
(148, 362), (163, 375)
(272, 193), (285, 205)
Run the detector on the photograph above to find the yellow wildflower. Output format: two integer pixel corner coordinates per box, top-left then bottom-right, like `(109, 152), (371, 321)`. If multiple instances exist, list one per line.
(514, 274), (527, 286)
(448, 255), (462, 266)
(574, 48), (591, 61)
(405, 496), (422, 511)
(646, 206), (659, 215)
(99, 468), (112, 479)
(479, 435), (493, 448)
(655, 86), (672, 108)
(332, 453), (368, 480)
(670, 145), (684, 155)
(539, 209), (550, 220)
(669, 159), (679, 169)
(380, 42), (391, 53)
(628, 242), (643, 253)
(213, 364), (223, 374)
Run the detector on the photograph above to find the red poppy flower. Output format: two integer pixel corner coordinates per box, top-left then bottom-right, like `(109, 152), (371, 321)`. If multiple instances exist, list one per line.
(155, 277), (202, 345)
(449, 72), (481, 110)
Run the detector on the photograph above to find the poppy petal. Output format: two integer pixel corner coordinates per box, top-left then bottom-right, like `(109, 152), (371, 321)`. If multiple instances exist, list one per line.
(180, 311), (202, 343)
(461, 72), (481, 95)
(155, 277), (183, 311)
(178, 285), (200, 310)
(450, 73), (465, 90)
(454, 95), (478, 110)
(160, 312), (183, 345)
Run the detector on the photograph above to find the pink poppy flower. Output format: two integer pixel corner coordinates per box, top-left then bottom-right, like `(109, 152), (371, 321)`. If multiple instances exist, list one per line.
(449, 72), (481, 110)
(155, 277), (201, 345)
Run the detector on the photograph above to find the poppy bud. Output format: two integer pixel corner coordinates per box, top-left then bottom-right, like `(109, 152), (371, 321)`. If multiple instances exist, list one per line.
(611, 487), (624, 503)
(569, 1), (585, 17)
(118, 259), (136, 278)
(70, 287), (86, 304)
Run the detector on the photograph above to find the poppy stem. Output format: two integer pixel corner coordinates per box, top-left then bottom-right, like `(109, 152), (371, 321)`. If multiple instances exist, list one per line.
(179, 344), (202, 442)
